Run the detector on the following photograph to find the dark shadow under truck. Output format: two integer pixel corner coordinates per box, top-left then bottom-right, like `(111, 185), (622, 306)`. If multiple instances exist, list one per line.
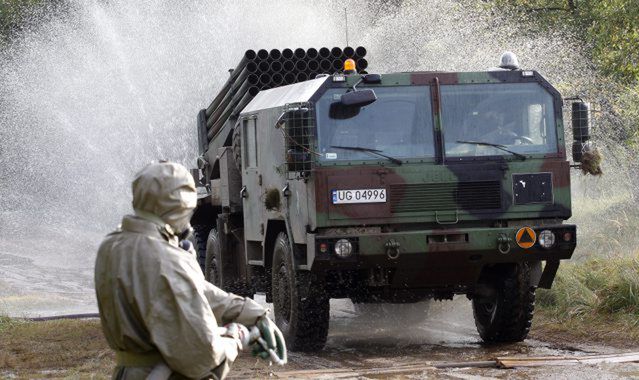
(190, 48), (589, 351)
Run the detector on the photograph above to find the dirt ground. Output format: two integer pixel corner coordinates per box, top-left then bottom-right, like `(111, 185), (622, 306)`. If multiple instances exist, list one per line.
(2, 298), (639, 379)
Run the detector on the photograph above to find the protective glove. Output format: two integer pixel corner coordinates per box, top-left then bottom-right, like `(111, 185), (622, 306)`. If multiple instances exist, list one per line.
(219, 323), (250, 351)
(250, 316), (287, 365)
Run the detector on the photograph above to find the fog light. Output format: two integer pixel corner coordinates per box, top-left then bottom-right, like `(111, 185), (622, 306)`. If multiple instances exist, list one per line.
(334, 239), (353, 258)
(539, 230), (555, 249)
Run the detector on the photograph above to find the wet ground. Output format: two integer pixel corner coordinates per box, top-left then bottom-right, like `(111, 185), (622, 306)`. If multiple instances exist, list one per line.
(0, 227), (99, 318)
(1, 231), (638, 379)
(232, 297), (639, 379)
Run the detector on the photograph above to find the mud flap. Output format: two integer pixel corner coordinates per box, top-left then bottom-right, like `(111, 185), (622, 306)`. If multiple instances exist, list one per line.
(537, 260), (560, 289)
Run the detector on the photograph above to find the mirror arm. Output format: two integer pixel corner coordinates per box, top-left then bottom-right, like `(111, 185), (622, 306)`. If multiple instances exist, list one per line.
(350, 78), (364, 92)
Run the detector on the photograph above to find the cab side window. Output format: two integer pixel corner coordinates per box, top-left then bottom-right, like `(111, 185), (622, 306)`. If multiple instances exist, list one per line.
(243, 118), (258, 168)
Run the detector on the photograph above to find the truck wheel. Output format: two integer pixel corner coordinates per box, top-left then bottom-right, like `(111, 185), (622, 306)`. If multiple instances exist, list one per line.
(232, 125), (241, 171)
(472, 263), (536, 343)
(205, 228), (221, 287)
(272, 232), (329, 352)
(192, 225), (211, 274)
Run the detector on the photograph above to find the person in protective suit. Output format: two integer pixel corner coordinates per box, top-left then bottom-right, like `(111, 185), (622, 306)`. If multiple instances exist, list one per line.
(95, 161), (285, 380)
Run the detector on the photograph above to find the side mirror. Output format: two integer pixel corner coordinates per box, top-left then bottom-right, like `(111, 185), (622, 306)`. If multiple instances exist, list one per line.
(571, 101), (590, 162)
(340, 89), (377, 107)
(572, 101), (590, 142)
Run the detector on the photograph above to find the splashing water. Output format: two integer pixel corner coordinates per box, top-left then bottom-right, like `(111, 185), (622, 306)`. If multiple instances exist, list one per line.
(0, 0), (635, 316)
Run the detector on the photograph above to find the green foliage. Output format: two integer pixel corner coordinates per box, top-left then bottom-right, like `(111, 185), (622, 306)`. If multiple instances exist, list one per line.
(588, 0), (639, 83)
(538, 254), (639, 319)
(494, 0), (639, 84)
(0, 315), (23, 333)
(0, 0), (48, 45)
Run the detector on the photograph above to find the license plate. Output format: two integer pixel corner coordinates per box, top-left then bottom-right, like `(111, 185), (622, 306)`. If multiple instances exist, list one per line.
(331, 188), (387, 204)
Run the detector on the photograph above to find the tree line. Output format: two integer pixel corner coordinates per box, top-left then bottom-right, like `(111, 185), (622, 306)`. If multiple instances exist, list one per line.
(494, 0), (638, 84)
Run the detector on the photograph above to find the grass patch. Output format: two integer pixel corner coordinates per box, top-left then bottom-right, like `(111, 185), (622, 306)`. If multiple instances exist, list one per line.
(538, 254), (639, 317)
(533, 309), (639, 349)
(535, 254), (639, 346)
(0, 317), (112, 379)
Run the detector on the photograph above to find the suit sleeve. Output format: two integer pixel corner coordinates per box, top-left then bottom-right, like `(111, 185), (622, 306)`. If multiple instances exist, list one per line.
(144, 256), (240, 379)
(201, 281), (267, 326)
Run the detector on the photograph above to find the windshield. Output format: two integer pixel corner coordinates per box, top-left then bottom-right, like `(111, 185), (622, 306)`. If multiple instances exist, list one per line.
(316, 86), (434, 162)
(441, 83), (558, 158)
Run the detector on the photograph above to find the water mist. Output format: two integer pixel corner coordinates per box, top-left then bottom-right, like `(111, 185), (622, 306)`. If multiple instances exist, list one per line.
(0, 0), (634, 317)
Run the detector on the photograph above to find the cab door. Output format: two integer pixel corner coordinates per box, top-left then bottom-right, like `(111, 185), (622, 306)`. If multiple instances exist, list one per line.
(241, 116), (263, 242)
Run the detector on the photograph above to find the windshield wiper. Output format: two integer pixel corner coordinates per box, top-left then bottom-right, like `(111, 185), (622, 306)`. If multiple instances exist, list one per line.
(456, 140), (526, 161)
(330, 145), (403, 165)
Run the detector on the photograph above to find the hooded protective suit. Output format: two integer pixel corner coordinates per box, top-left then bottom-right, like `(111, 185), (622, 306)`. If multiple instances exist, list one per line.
(95, 162), (266, 379)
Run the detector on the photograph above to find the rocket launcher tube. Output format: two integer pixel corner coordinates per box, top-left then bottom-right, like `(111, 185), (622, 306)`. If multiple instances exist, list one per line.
(205, 50), (256, 117)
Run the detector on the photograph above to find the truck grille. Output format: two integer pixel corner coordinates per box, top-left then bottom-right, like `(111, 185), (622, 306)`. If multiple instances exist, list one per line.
(389, 181), (502, 213)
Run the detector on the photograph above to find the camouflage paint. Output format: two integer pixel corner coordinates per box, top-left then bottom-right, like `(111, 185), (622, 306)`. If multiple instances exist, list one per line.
(304, 70), (574, 290)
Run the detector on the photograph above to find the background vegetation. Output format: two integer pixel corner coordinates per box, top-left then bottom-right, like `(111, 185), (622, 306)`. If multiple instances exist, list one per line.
(493, 0), (639, 146)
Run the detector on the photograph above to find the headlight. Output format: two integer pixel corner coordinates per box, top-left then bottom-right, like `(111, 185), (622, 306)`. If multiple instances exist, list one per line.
(334, 239), (353, 258)
(538, 230), (555, 249)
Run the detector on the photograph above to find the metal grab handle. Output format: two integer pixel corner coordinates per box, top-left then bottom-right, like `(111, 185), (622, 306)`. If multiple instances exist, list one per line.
(435, 210), (459, 225)
(498, 241), (511, 254)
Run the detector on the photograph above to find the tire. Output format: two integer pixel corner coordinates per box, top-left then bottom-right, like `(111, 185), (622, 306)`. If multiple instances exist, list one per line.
(472, 263), (536, 343)
(192, 225), (211, 274)
(232, 125), (242, 171)
(272, 232), (329, 352)
(205, 228), (221, 287)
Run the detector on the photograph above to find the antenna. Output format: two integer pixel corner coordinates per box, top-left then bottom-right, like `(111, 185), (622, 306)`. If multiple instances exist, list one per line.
(344, 7), (349, 47)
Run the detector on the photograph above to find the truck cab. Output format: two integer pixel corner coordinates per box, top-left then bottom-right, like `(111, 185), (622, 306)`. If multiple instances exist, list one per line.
(192, 63), (578, 351)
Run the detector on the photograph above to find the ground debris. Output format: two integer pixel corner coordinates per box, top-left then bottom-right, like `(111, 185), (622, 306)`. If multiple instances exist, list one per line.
(496, 351), (639, 368)
(273, 352), (639, 377)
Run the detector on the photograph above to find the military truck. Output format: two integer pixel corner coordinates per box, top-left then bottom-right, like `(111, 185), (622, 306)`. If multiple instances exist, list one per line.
(191, 47), (589, 351)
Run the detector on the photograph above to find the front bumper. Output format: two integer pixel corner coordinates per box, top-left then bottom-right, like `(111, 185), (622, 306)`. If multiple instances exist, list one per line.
(307, 224), (576, 289)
